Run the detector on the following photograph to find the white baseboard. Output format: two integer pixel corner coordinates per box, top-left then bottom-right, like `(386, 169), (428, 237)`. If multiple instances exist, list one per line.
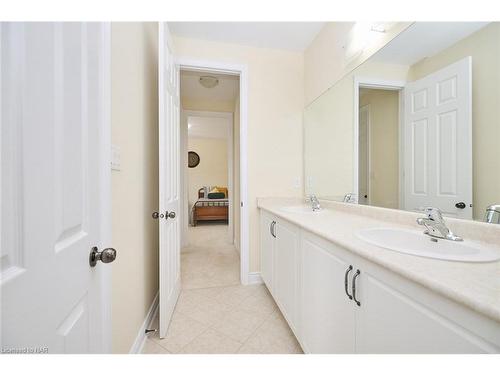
(129, 291), (159, 354)
(247, 272), (263, 285)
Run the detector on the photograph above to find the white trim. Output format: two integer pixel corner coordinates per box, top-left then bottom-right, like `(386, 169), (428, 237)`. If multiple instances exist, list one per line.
(180, 108), (188, 248)
(129, 292), (159, 354)
(358, 104), (371, 205)
(247, 272), (263, 285)
(227, 115), (234, 244)
(353, 76), (406, 206)
(182, 110), (234, 245)
(98, 22), (112, 354)
(176, 57), (250, 286)
(398, 89), (406, 209)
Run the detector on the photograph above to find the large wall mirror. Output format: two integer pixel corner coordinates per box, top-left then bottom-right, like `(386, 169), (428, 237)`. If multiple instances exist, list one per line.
(304, 22), (500, 221)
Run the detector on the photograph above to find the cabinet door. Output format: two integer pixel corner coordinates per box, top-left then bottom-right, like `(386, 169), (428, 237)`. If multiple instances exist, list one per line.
(274, 219), (300, 332)
(260, 211), (275, 293)
(355, 270), (499, 353)
(300, 234), (356, 353)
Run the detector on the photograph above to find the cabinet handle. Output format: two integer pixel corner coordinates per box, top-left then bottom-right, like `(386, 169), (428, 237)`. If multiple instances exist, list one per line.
(344, 265), (353, 300)
(352, 269), (361, 306)
(270, 221), (276, 238)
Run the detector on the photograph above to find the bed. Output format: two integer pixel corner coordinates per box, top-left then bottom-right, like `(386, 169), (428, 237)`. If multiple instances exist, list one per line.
(192, 187), (229, 226)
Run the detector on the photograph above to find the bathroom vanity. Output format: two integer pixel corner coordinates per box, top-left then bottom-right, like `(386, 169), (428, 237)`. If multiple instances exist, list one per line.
(258, 198), (500, 354)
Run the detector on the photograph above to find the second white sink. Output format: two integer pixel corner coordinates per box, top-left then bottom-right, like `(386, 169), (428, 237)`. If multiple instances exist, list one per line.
(356, 227), (500, 263)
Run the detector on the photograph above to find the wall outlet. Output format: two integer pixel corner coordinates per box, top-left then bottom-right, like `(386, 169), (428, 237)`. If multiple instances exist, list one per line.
(111, 144), (121, 171)
(293, 177), (301, 189)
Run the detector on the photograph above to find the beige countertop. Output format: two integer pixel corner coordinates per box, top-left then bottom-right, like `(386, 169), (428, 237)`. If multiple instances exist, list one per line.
(257, 197), (500, 323)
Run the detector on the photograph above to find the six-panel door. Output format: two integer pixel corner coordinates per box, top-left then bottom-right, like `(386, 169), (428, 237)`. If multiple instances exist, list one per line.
(1, 22), (110, 353)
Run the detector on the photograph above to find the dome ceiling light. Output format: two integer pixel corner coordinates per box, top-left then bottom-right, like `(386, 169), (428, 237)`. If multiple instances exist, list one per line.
(199, 75), (219, 89)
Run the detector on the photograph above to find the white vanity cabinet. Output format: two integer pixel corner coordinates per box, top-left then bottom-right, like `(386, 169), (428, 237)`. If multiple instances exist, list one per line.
(300, 232), (356, 353)
(354, 263), (500, 353)
(260, 211), (275, 293)
(260, 211), (300, 334)
(259, 209), (500, 354)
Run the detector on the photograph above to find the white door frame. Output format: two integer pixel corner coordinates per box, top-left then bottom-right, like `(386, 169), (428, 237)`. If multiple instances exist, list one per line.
(358, 104), (371, 205)
(182, 110), (234, 245)
(176, 57), (250, 285)
(353, 76), (405, 207)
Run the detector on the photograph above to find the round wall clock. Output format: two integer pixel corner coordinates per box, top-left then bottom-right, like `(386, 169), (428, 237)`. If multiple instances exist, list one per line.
(188, 151), (200, 168)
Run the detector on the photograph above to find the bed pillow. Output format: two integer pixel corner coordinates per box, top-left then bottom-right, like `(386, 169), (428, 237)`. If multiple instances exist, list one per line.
(208, 186), (228, 198)
(207, 192), (225, 199)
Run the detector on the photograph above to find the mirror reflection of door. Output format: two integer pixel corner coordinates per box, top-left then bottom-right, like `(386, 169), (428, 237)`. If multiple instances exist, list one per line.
(403, 57), (472, 220)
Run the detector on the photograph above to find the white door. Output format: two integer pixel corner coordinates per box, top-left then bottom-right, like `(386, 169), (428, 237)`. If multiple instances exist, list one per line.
(300, 234), (356, 353)
(1, 23), (111, 353)
(158, 22), (181, 338)
(358, 105), (370, 205)
(403, 57), (472, 219)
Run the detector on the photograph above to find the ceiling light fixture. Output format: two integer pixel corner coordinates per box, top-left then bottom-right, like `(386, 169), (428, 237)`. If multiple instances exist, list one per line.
(199, 75), (219, 89)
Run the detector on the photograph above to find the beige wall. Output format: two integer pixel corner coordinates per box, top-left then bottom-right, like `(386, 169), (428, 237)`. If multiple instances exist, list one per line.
(111, 22), (159, 353)
(182, 98), (235, 112)
(174, 36), (304, 272)
(304, 22), (412, 106)
(359, 89), (400, 209)
(187, 137), (228, 205)
(408, 23), (500, 219)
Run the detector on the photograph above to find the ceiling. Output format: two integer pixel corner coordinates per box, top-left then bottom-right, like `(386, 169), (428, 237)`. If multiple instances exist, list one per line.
(372, 22), (490, 66)
(188, 116), (230, 140)
(169, 22), (326, 51)
(181, 70), (239, 102)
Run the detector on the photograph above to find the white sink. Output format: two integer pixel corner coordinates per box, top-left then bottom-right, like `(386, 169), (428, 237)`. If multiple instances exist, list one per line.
(279, 205), (321, 214)
(356, 227), (500, 263)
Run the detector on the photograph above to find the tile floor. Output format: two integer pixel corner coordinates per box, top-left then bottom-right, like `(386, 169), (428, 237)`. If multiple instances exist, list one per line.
(142, 223), (303, 354)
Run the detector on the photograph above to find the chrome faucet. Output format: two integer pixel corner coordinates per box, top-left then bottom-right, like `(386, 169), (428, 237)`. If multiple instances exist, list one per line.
(306, 194), (321, 211)
(485, 204), (500, 224)
(343, 193), (356, 203)
(416, 207), (462, 241)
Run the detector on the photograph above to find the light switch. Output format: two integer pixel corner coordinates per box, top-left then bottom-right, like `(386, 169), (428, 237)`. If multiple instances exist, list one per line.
(111, 144), (121, 171)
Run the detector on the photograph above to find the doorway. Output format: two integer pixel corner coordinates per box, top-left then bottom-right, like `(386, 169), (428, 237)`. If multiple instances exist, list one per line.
(179, 70), (241, 290)
(357, 87), (402, 209)
(177, 61), (249, 285)
(354, 77), (405, 210)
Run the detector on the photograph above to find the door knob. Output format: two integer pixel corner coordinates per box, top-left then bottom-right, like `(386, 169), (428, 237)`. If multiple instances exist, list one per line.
(455, 202), (466, 209)
(166, 211), (176, 219)
(89, 247), (117, 267)
(152, 212), (165, 219)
